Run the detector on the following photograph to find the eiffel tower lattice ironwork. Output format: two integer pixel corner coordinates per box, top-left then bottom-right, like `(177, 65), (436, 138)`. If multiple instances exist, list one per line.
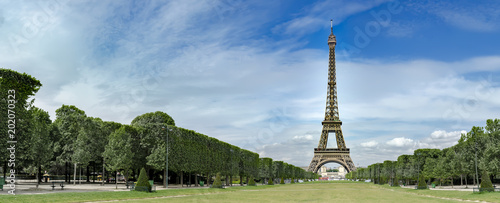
(307, 20), (356, 173)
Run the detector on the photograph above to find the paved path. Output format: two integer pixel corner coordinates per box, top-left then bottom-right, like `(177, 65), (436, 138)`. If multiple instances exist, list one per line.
(0, 182), (227, 195)
(400, 184), (499, 192)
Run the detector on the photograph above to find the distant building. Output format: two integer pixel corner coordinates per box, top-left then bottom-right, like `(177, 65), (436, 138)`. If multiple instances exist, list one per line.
(318, 165), (347, 179)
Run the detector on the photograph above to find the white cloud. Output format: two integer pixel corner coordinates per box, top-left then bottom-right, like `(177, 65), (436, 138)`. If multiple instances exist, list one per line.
(430, 130), (464, 139)
(419, 1), (500, 32)
(436, 9), (499, 32)
(360, 141), (378, 147)
(386, 22), (414, 37)
(293, 134), (314, 141)
(272, 0), (392, 37)
(386, 137), (415, 147)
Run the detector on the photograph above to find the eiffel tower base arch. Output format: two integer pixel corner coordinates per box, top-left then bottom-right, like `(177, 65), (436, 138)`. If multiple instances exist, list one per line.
(308, 149), (356, 173)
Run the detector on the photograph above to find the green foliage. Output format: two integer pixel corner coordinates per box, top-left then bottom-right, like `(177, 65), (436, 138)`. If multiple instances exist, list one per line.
(248, 177), (256, 186)
(280, 177), (285, 184)
(53, 105), (87, 165)
(135, 168), (151, 192)
(131, 111), (175, 126)
(267, 178), (274, 185)
(480, 171), (493, 192)
(291, 178), (295, 184)
(417, 174), (427, 189)
(392, 176), (399, 187)
(103, 125), (137, 173)
(211, 173), (223, 189)
(0, 69), (43, 165)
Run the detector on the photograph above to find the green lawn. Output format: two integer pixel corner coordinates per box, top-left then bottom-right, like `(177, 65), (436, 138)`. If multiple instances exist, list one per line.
(1, 181), (498, 202)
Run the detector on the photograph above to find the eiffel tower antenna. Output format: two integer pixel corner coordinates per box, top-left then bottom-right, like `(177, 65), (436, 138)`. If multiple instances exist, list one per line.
(330, 19), (333, 34)
(307, 21), (356, 173)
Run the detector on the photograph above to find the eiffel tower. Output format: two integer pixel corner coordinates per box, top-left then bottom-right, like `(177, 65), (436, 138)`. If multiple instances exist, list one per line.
(307, 20), (356, 173)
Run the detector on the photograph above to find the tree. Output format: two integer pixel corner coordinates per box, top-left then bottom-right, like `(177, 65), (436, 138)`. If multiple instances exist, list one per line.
(259, 158), (273, 184)
(382, 160), (395, 186)
(0, 69), (42, 177)
(481, 119), (500, 175)
(99, 121), (122, 185)
(396, 155), (413, 185)
(132, 111), (175, 187)
(53, 105), (87, 183)
(131, 111), (175, 126)
(103, 125), (137, 189)
(72, 117), (107, 183)
(26, 107), (53, 188)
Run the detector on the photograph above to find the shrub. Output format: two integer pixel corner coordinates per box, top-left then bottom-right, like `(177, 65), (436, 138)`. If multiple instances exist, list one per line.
(248, 177), (256, 186)
(211, 173), (223, 189)
(291, 178), (295, 184)
(135, 168), (151, 192)
(280, 177), (285, 184)
(268, 178), (274, 185)
(480, 171), (494, 192)
(392, 176), (399, 187)
(417, 174), (427, 189)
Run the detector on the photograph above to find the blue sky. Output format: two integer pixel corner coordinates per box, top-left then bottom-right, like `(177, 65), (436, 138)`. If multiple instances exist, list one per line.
(1, 0), (500, 168)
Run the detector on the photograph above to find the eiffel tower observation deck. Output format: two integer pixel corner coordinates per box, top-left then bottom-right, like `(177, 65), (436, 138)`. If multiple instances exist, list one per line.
(307, 20), (356, 173)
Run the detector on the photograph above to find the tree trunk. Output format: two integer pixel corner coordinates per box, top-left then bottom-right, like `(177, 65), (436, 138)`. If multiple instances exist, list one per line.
(38, 165), (42, 184)
(246, 176), (249, 186)
(180, 171), (183, 187)
(125, 170), (129, 183)
(65, 162), (68, 183)
(451, 176), (454, 188)
(189, 173), (192, 187)
(240, 175), (243, 186)
(106, 169), (110, 184)
(86, 165), (90, 182)
(460, 174), (463, 186)
(79, 166), (82, 184)
(102, 158), (105, 186)
(74, 163), (77, 185)
(115, 170), (118, 189)
(207, 173), (211, 187)
(3, 161), (6, 180)
(195, 174), (198, 187)
(36, 164), (40, 189)
(164, 169), (167, 188)
(465, 174), (468, 188)
(230, 175), (232, 186)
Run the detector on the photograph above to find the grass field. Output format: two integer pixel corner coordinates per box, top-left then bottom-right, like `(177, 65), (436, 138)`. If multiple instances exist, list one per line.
(1, 181), (499, 202)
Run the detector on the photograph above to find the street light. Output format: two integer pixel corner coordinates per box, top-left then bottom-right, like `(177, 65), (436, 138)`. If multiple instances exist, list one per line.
(162, 125), (172, 188)
(473, 132), (479, 189)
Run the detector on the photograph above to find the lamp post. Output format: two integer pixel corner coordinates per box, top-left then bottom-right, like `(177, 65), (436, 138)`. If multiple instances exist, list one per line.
(474, 132), (479, 188)
(162, 126), (171, 188)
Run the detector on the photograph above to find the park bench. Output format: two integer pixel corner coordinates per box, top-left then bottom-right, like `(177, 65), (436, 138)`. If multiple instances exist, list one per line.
(51, 181), (65, 190)
(126, 181), (135, 190)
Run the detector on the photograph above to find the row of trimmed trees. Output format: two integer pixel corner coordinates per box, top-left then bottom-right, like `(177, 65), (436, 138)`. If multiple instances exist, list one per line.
(346, 119), (500, 188)
(258, 158), (316, 185)
(0, 69), (317, 188)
